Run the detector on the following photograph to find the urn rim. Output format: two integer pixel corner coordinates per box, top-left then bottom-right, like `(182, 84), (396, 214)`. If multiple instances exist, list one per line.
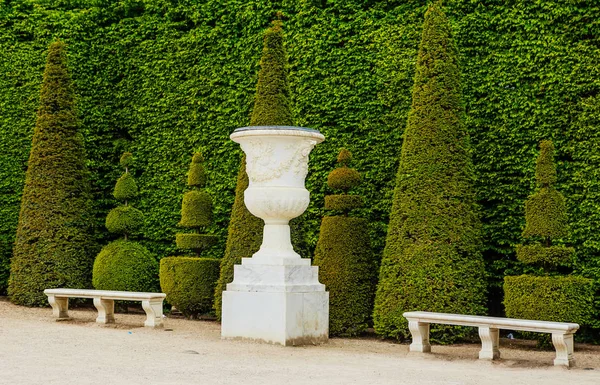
(231, 126), (325, 143)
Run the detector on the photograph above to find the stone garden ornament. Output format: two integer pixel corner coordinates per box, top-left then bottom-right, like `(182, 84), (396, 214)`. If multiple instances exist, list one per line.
(222, 125), (329, 345)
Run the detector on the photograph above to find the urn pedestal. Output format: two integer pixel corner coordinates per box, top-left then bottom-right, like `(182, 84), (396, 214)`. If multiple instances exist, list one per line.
(221, 126), (329, 346)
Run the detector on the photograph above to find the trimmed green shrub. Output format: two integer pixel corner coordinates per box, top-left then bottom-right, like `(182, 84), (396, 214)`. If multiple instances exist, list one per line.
(160, 153), (219, 315)
(8, 41), (95, 306)
(173, 153), (217, 256)
(373, 3), (487, 342)
(93, 239), (159, 292)
(160, 257), (221, 317)
(314, 149), (376, 336)
(92, 152), (158, 292)
(516, 244), (575, 266)
(504, 275), (594, 324)
(113, 173), (138, 201)
(178, 190), (212, 229)
(214, 19), (294, 319)
(504, 141), (594, 340)
(325, 195), (364, 212)
(105, 206), (144, 235)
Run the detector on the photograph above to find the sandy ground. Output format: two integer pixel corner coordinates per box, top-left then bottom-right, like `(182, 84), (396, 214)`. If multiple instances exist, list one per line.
(0, 298), (599, 385)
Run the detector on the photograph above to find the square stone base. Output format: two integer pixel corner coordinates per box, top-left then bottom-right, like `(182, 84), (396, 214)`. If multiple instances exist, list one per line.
(221, 290), (329, 346)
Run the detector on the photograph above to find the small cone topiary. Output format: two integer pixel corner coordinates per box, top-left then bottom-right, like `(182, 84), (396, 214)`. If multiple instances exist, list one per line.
(314, 149), (376, 336)
(160, 153), (220, 318)
(92, 153), (158, 292)
(373, 3), (487, 342)
(504, 141), (594, 336)
(8, 41), (95, 306)
(213, 18), (296, 319)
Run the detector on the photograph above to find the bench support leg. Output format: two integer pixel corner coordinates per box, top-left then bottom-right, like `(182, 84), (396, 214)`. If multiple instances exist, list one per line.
(552, 333), (575, 367)
(93, 298), (115, 324)
(142, 299), (164, 328)
(478, 327), (500, 360)
(408, 321), (431, 353)
(48, 295), (69, 320)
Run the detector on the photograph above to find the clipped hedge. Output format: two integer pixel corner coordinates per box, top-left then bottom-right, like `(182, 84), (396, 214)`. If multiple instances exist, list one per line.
(0, 1), (599, 335)
(504, 275), (595, 325)
(93, 239), (159, 293)
(105, 205), (144, 235)
(8, 40), (95, 306)
(373, 3), (486, 342)
(314, 149), (376, 336)
(160, 256), (220, 317)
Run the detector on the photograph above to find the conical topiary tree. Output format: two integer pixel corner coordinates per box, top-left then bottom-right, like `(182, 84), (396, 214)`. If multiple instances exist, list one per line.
(313, 149), (376, 336)
(92, 152), (158, 292)
(213, 18), (295, 319)
(504, 141), (594, 334)
(160, 153), (220, 317)
(8, 41), (95, 306)
(373, 3), (487, 342)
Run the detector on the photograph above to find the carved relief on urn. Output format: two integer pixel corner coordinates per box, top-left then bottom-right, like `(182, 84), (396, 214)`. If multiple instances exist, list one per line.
(230, 126), (325, 264)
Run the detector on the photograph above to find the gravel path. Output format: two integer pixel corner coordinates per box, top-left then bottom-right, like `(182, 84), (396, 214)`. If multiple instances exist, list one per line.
(1, 298), (599, 385)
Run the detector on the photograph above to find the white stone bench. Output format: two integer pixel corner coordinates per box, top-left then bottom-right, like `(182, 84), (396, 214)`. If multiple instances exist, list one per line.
(403, 311), (579, 367)
(44, 289), (166, 328)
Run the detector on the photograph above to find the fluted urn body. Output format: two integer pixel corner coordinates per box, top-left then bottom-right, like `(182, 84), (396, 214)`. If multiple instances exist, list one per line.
(230, 126), (325, 264)
(222, 126), (329, 346)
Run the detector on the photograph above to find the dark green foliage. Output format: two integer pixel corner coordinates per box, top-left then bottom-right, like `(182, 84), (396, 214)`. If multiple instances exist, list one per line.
(113, 173), (138, 201)
(1, 0), (600, 332)
(178, 190), (212, 229)
(187, 153), (207, 188)
(505, 141), (594, 339)
(93, 152), (156, 292)
(516, 244), (574, 267)
(504, 275), (595, 325)
(325, 195), (364, 212)
(120, 152), (133, 169)
(92, 239), (159, 293)
(373, 4), (486, 342)
(175, 153), (216, 257)
(250, 20), (293, 127)
(176, 233), (217, 251)
(214, 19), (295, 319)
(160, 257), (221, 317)
(328, 168), (361, 192)
(105, 206), (144, 235)
(8, 41), (95, 306)
(314, 149), (375, 336)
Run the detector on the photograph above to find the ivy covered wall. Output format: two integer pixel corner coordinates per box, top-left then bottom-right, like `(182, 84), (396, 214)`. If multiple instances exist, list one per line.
(0, 0), (599, 326)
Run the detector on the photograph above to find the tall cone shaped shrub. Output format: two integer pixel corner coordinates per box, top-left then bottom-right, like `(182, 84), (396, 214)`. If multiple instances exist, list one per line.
(8, 41), (95, 306)
(92, 152), (158, 292)
(213, 19), (294, 319)
(160, 153), (220, 317)
(373, 3), (486, 342)
(504, 141), (594, 335)
(314, 149), (376, 336)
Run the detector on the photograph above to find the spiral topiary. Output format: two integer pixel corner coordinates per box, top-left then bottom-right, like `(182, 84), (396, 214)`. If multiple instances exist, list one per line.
(313, 149), (376, 336)
(160, 153), (220, 317)
(92, 152), (158, 293)
(504, 141), (594, 340)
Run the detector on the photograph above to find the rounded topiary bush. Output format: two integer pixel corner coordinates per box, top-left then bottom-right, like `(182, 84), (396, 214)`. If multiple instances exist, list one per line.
(160, 257), (221, 317)
(178, 190), (212, 228)
(113, 173), (138, 201)
(105, 205), (144, 234)
(93, 239), (159, 292)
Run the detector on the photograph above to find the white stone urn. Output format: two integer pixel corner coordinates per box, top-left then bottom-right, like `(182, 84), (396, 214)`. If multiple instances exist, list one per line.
(221, 126), (329, 346)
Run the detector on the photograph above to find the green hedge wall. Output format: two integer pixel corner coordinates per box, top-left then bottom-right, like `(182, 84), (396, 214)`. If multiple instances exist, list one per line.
(0, 1), (599, 333)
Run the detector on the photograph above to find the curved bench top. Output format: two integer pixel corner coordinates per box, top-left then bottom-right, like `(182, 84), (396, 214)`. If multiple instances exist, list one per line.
(403, 311), (579, 333)
(44, 288), (166, 300)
